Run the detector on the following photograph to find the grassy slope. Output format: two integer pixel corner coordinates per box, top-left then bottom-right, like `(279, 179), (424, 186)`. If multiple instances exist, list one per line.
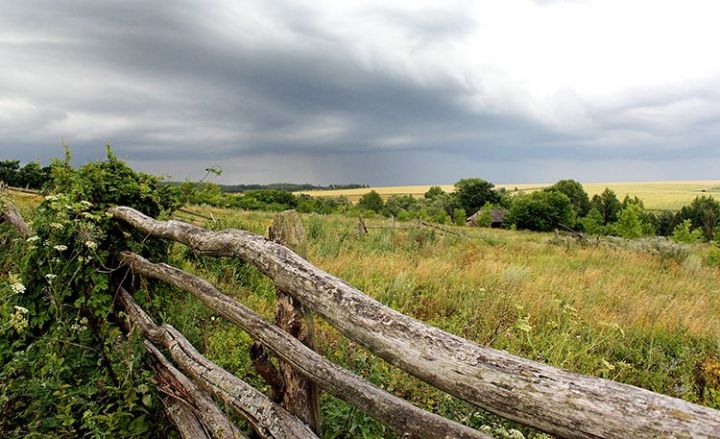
(173, 206), (720, 437)
(297, 180), (720, 210)
(8, 191), (718, 437)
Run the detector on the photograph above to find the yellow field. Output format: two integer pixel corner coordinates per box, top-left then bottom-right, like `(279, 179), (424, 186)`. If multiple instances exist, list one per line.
(297, 180), (720, 210)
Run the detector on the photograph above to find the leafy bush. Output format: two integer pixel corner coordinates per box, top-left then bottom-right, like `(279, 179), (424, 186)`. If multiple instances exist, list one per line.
(590, 188), (622, 225)
(0, 148), (178, 437)
(672, 219), (703, 244)
(507, 191), (575, 231)
(675, 196), (720, 241)
(357, 190), (385, 213)
(454, 178), (500, 215)
(545, 179), (590, 217)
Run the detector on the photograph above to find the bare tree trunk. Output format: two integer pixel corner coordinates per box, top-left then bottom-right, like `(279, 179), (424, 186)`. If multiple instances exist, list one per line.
(111, 206), (720, 439)
(268, 211), (321, 435)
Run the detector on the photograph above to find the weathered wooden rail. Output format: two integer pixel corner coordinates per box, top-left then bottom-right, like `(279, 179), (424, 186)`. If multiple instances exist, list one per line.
(110, 206), (720, 439)
(3, 199), (720, 438)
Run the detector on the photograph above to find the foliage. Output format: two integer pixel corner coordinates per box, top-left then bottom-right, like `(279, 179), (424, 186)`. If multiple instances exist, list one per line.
(0, 160), (51, 190)
(507, 191), (575, 231)
(357, 190), (385, 213)
(424, 185), (446, 200)
(672, 219), (704, 244)
(454, 178), (500, 215)
(590, 188), (622, 225)
(613, 204), (645, 239)
(546, 179), (591, 217)
(0, 148), (178, 437)
(676, 196), (720, 241)
(579, 208), (605, 235)
(654, 210), (677, 237)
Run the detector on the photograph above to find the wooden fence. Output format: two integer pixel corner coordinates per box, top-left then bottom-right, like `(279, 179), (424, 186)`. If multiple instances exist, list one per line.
(2, 198), (720, 438)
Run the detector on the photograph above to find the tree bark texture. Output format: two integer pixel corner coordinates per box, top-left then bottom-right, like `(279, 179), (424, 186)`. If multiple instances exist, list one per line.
(144, 340), (245, 439)
(268, 210), (322, 435)
(117, 288), (318, 439)
(1, 201), (31, 238)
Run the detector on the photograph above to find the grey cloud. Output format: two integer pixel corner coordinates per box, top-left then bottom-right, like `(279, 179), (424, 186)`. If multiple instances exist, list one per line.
(1, 0), (719, 185)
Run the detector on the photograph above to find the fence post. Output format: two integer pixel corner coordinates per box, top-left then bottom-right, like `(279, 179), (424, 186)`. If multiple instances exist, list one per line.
(267, 210), (322, 435)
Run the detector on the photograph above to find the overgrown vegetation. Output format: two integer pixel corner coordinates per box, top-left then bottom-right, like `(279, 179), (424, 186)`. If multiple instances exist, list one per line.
(0, 148), (179, 437)
(2, 152), (720, 438)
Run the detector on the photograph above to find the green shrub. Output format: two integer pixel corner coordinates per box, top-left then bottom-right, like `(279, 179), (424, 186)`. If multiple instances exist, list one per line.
(507, 191), (575, 231)
(672, 219), (703, 244)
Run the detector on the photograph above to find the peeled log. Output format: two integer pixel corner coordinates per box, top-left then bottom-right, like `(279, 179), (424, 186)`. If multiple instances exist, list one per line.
(143, 340), (246, 439)
(117, 288), (318, 439)
(111, 206), (720, 439)
(1, 201), (31, 238)
(120, 251), (489, 439)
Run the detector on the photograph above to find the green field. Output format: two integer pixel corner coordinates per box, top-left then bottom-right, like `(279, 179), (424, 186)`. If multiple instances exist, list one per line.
(298, 180), (720, 211)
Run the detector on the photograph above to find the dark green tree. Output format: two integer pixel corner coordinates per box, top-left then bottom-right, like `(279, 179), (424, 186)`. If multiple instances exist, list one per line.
(357, 190), (385, 213)
(545, 180), (590, 216)
(453, 178), (500, 215)
(507, 191), (575, 231)
(0, 160), (21, 186)
(590, 188), (622, 224)
(675, 196), (720, 241)
(19, 161), (51, 189)
(424, 186), (446, 200)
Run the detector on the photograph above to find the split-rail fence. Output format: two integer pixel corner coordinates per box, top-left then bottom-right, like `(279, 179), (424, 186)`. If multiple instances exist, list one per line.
(2, 197), (720, 438)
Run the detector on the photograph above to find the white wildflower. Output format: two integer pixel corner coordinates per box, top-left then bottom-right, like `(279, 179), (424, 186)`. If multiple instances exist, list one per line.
(79, 200), (93, 207)
(26, 235), (40, 243)
(50, 222), (64, 230)
(53, 245), (68, 252)
(45, 273), (57, 281)
(10, 282), (26, 294)
(84, 241), (98, 250)
(10, 306), (29, 333)
(45, 195), (59, 201)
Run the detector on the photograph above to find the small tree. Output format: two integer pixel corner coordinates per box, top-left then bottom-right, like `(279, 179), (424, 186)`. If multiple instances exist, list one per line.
(424, 186), (445, 200)
(590, 188), (622, 224)
(675, 196), (720, 241)
(546, 179), (591, 217)
(672, 219), (703, 244)
(453, 178), (500, 215)
(614, 204), (644, 239)
(357, 190), (384, 213)
(580, 208), (605, 235)
(453, 208), (466, 226)
(507, 191), (575, 231)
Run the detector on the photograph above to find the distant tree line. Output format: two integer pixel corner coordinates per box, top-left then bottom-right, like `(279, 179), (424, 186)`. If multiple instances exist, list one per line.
(3, 157), (718, 243)
(178, 176), (720, 244)
(0, 160), (52, 190)
(165, 181), (369, 193)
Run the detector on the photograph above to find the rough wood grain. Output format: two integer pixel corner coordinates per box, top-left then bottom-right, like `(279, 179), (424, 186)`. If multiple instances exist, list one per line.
(268, 210), (321, 435)
(117, 288), (318, 439)
(111, 206), (720, 439)
(120, 251), (490, 439)
(144, 340), (246, 439)
(165, 398), (213, 439)
(1, 201), (31, 238)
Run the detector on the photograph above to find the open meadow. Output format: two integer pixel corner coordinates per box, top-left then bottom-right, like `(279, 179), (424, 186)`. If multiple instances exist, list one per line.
(172, 204), (720, 437)
(298, 180), (720, 211)
(4, 184), (720, 438)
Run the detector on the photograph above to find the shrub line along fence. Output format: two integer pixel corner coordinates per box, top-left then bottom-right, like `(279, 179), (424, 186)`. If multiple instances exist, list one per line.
(2, 197), (720, 438)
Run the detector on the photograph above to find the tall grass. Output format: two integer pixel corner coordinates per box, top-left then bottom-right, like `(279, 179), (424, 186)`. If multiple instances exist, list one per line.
(174, 206), (720, 437)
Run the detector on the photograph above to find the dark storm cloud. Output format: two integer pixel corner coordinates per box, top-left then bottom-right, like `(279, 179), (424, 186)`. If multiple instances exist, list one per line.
(1, 0), (719, 184)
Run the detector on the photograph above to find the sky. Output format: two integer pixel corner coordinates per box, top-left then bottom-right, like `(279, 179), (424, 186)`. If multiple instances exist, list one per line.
(2, 0), (720, 185)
